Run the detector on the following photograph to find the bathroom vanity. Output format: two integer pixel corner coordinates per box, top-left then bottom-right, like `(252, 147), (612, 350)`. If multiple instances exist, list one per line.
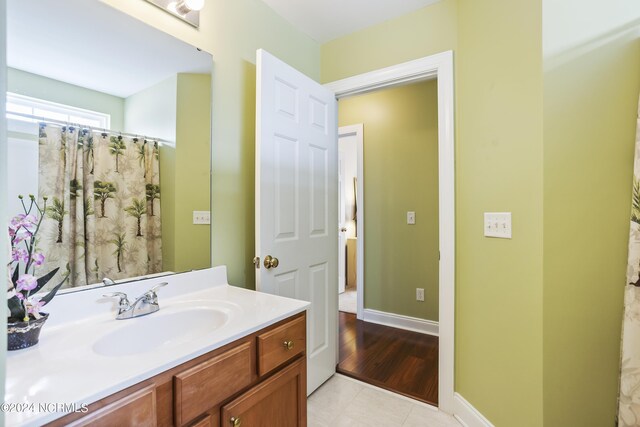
(5, 267), (310, 427)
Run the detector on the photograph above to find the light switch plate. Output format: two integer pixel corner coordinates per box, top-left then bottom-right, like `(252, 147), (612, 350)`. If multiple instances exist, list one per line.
(193, 211), (211, 225)
(484, 212), (512, 239)
(407, 211), (416, 225)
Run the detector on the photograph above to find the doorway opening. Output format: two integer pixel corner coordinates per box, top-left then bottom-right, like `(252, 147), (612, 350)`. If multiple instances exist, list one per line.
(338, 124), (362, 316)
(335, 79), (440, 405)
(326, 50), (455, 412)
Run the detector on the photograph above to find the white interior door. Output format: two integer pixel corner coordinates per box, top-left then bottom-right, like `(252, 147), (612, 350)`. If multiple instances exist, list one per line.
(255, 49), (338, 394)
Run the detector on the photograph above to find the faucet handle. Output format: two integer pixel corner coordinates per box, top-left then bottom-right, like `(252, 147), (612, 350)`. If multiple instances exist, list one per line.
(103, 292), (131, 308)
(148, 282), (168, 295)
(143, 282), (168, 303)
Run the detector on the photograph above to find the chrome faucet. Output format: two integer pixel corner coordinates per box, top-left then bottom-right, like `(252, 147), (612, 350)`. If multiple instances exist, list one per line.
(103, 282), (168, 320)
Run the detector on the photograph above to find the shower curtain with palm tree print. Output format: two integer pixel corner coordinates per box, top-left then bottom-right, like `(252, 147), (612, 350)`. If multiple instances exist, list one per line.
(620, 98), (640, 426)
(37, 124), (162, 288)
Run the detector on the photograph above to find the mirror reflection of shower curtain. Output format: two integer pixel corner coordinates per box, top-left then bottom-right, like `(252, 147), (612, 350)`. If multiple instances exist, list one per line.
(37, 124), (162, 288)
(619, 97), (640, 426)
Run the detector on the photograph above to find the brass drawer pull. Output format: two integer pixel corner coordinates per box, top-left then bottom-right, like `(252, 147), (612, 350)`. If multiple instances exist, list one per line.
(231, 416), (242, 427)
(283, 340), (294, 350)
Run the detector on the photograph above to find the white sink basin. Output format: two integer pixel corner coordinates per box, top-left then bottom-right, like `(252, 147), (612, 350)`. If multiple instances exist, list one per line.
(93, 306), (230, 357)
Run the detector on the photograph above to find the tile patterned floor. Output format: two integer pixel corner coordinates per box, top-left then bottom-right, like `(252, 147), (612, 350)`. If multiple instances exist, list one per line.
(308, 374), (461, 427)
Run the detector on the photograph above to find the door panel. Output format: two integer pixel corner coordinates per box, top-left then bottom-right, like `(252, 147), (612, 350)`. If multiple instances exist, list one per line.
(255, 49), (338, 394)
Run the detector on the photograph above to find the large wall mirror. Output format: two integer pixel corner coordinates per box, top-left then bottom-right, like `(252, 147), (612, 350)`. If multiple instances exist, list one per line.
(6, 0), (213, 291)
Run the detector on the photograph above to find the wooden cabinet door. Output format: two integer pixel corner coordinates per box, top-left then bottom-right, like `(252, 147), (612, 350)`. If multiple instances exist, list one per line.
(221, 358), (306, 427)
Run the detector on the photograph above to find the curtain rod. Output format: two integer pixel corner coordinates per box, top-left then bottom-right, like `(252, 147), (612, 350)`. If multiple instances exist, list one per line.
(7, 112), (174, 145)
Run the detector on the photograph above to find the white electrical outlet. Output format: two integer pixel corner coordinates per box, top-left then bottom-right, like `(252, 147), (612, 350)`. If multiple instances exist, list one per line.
(193, 211), (211, 225)
(407, 211), (416, 225)
(416, 288), (425, 302)
(484, 212), (512, 239)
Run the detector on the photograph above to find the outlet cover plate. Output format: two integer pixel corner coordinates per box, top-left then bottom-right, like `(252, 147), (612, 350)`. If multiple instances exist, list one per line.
(407, 211), (416, 225)
(193, 211), (211, 225)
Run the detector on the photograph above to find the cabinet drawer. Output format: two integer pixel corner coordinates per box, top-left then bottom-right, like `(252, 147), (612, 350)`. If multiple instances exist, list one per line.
(174, 341), (255, 426)
(257, 315), (305, 376)
(67, 385), (156, 427)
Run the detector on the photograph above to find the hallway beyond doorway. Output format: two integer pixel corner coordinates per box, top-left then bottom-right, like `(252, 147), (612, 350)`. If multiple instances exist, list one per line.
(337, 312), (439, 406)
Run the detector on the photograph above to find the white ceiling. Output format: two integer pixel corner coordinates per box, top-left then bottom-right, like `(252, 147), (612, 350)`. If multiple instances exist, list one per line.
(7, 0), (212, 98)
(260, 0), (442, 43)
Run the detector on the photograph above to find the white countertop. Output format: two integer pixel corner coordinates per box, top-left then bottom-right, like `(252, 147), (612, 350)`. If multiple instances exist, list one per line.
(5, 267), (309, 427)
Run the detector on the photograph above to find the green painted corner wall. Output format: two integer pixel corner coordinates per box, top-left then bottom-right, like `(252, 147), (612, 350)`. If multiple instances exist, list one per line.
(542, 1), (640, 425)
(174, 73), (212, 272)
(338, 80), (439, 321)
(322, 0), (544, 425)
(102, 0), (320, 289)
(456, 1), (544, 425)
(7, 68), (125, 131)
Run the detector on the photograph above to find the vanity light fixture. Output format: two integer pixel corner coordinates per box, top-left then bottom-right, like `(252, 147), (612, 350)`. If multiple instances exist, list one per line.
(144, 0), (205, 28)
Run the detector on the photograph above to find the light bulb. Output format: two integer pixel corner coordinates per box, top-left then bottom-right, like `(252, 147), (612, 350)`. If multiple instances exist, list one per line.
(167, 1), (179, 13)
(184, 0), (205, 11)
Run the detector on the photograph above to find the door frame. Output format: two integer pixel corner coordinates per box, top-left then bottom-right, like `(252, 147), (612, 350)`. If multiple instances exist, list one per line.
(337, 124), (364, 320)
(325, 50), (455, 413)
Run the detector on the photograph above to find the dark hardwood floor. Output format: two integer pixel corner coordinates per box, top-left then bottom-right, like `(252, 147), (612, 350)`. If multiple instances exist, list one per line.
(337, 311), (439, 405)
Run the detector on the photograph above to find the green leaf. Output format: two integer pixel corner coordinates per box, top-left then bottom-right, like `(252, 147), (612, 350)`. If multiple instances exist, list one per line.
(11, 264), (19, 286)
(8, 295), (25, 319)
(39, 274), (70, 306)
(31, 267), (60, 295)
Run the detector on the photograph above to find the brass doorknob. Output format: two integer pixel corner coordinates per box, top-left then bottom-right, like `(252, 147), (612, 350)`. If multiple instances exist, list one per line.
(263, 255), (279, 269)
(230, 416), (242, 427)
(284, 340), (294, 350)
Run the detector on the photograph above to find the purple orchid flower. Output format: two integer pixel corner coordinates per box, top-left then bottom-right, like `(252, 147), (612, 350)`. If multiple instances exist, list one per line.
(27, 297), (45, 316)
(9, 214), (26, 231)
(16, 274), (38, 292)
(32, 252), (45, 267)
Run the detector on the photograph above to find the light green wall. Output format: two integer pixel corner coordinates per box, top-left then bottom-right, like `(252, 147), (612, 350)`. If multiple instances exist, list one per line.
(7, 68), (125, 131)
(338, 80), (439, 321)
(102, 0), (320, 289)
(456, 1), (544, 425)
(542, 1), (640, 425)
(323, 0), (544, 425)
(124, 75), (177, 141)
(124, 74), (212, 274)
(174, 74), (211, 272)
(321, 0), (458, 83)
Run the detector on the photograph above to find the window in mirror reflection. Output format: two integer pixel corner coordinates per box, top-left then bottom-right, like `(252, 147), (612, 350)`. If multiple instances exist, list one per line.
(7, 93), (111, 128)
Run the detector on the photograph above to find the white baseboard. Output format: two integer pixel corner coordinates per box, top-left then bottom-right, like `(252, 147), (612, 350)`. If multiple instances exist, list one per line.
(362, 309), (439, 336)
(453, 393), (494, 427)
